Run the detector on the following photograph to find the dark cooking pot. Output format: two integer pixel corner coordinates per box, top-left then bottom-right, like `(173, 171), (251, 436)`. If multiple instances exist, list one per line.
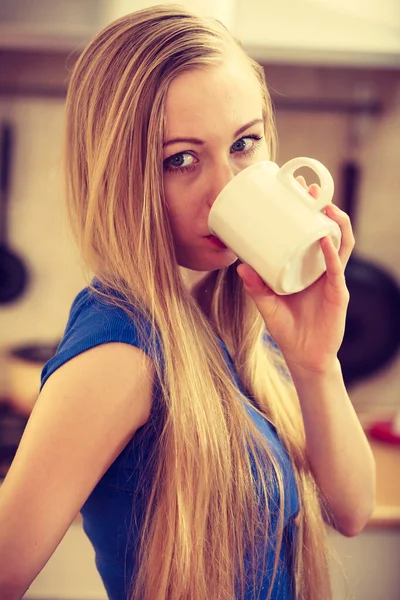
(337, 161), (400, 386)
(7, 342), (59, 416)
(0, 403), (28, 478)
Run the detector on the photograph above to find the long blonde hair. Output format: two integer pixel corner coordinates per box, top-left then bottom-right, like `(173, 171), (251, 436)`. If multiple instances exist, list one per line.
(65, 4), (332, 599)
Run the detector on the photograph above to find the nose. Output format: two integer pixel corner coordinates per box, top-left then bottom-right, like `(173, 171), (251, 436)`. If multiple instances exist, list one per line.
(208, 161), (238, 208)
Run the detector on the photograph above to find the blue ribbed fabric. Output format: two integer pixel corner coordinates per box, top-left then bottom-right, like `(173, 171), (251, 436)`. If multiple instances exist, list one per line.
(40, 282), (299, 599)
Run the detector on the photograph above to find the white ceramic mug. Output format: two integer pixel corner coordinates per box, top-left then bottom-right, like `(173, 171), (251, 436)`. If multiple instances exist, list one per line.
(208, 157), (342, 295)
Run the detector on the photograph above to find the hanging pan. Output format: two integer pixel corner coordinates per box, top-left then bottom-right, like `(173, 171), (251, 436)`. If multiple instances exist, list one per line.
(0, 121), (29, 304)
(337, 114), (400, 386)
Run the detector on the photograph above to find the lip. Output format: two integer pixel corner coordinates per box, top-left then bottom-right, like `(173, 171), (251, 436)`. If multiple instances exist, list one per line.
(205, 234), (228, 249)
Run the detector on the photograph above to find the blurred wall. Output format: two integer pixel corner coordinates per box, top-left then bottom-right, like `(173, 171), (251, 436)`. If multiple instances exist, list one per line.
(0, 58), (399, 419)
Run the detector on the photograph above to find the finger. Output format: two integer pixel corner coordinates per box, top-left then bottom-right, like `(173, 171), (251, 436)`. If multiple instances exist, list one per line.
(308, 183), (320, 199)
(320, 236), (348, 298)
(295, 175), (320, 200)
(237, 263), (275, 297)
(323, 204), (355, 268)
(296, 175), (307, 189)
(237, 263), (266, 289)
(237, 263), (278, 322)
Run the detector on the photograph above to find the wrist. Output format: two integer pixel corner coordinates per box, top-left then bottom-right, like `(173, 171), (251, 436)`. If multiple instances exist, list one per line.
(286, 356), (342, 382)
(286, 358), (348, 410)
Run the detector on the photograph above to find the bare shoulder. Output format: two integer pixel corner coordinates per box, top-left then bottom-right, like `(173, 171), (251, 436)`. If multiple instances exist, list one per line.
(41, 341), (155, 427)
(0, 342), (155, 596)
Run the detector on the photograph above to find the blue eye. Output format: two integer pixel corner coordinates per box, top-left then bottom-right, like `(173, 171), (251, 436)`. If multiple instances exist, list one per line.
(163, 133), (263, 174)
(163, 152), (197, 174)
(231, 134), (263, 155)
(231, 139), (248, 152)
(167, 153), (194, 168)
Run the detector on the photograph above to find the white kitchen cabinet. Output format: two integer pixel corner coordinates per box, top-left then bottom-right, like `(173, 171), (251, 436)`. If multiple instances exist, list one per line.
(0, 0), (399, 67)
(23, 520), (400, 600)
(235, 0), (400, 67)
(102, 0), (400, 67)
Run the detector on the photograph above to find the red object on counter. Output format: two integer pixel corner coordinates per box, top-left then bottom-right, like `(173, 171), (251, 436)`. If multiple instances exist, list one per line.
(368, 418), (400, 446)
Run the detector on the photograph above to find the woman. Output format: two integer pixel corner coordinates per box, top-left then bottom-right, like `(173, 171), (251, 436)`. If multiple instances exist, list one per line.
(0, 5), (375, 600)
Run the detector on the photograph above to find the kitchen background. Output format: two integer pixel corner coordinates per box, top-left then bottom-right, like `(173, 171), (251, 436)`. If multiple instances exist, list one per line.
(0, 0), (399, 599)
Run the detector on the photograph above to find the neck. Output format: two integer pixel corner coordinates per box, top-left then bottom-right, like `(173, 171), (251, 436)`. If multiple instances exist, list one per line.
(179, 267), (218, 321)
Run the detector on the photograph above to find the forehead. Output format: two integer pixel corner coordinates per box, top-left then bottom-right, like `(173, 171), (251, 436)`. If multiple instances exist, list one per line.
(164, 58), (264, 139)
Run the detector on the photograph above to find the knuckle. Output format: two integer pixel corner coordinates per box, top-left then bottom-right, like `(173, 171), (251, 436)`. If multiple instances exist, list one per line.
(342, 287), (350, 304)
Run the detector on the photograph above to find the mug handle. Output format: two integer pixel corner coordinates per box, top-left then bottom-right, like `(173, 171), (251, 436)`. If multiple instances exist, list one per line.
(277, 157), (335, 211)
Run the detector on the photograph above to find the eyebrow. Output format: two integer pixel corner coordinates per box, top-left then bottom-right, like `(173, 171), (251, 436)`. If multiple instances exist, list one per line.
(162, 118), (264, 148)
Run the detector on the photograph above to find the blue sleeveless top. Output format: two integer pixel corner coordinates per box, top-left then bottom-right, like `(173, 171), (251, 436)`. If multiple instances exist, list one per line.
(40, 282), (299, 599)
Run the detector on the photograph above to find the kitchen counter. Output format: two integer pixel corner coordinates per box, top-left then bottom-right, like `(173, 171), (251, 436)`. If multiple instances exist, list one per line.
(1, 405), (400, 528)
(72, 436), (400, 528)
(367, 437), (400, 528)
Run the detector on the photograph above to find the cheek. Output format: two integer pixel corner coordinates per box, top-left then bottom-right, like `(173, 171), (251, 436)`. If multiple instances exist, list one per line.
(163, 179), (199, 238)
(257, 141), (270, 162)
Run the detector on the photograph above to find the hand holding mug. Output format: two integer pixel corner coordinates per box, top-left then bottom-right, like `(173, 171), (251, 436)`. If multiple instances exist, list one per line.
(237, 177), (355, 374)
(209, 157), (342, 295)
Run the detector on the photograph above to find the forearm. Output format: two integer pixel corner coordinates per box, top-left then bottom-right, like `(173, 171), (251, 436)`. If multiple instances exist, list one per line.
(288, 358), (376, 536)
(0, 580), (25, 600)
(0, 548), (29, 600)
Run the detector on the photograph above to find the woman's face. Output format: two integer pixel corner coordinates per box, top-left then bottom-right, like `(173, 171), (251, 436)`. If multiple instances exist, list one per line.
(163, 55), (269, 273)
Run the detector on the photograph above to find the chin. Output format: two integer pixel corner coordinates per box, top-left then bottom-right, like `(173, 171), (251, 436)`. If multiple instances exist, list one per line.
(175, 239), (238, 270)
(183, 253), (239, 272)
